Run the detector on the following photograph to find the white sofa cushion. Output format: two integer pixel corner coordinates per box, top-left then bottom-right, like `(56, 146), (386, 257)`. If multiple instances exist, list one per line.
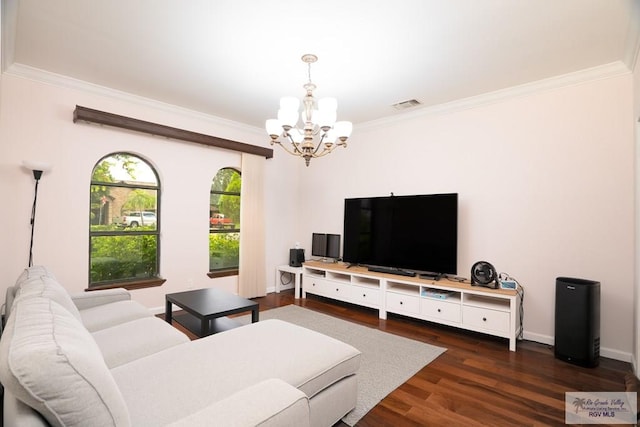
(93, 317), (190, 368)
(0, 296), (131, 427)
(111, 319), (360, 426)
(80, 299), (151, 332)
(13, 275), (81, 321)
(70, 288), (131, 310)
(14, 265), (57, 287)
(6, 266), (60, 319)
(167, 379), (310, 427)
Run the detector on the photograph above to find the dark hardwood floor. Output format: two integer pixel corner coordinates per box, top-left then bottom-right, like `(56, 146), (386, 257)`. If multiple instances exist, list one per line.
(169, 289), (638, 426)
(261, 290), (638, 426)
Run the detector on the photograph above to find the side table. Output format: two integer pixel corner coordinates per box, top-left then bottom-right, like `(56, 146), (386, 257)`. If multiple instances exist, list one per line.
(275, 264), (303, 299)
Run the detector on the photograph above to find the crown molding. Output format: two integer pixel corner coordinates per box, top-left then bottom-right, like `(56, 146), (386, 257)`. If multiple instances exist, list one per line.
(4, 60), (632, 136)
(3, 62), (266, 137)
(358, 61), (631, 130)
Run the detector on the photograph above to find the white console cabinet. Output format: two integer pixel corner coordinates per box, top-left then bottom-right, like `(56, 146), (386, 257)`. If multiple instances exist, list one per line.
(302, 261), (522, 351)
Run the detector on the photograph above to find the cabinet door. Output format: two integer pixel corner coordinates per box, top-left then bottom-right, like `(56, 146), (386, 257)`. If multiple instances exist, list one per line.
(421, 298), (461, 323)
(386, 292), (420, 314)
(462, 306), (509, 333)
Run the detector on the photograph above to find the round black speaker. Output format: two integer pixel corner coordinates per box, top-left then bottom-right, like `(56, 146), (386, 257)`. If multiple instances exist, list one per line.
(471, 261), (498, 288)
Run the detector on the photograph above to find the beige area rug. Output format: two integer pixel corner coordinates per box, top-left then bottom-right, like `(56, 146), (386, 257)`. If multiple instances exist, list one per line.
(237, 305), (446, 426)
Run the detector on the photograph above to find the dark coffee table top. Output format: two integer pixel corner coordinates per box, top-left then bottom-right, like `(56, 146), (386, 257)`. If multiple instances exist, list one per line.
(166, 287), (258, 319)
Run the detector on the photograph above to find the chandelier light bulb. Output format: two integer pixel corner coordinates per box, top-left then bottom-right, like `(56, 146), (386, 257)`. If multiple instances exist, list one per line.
(317, 110), (336, 129)
(277, 108), (298, 128)
(265, 119), (282, 137)
(313, 109), (327, 127)
(334, 121), (353, 139)
(324, 129), (337, 144)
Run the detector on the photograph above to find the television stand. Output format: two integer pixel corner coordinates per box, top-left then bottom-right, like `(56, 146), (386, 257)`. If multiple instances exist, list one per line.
(302, 261), (523, 351)
(367, 265), (416, 277)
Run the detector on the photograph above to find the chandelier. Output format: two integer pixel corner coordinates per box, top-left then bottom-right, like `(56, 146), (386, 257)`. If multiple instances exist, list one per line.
(266, 54), (352, 166)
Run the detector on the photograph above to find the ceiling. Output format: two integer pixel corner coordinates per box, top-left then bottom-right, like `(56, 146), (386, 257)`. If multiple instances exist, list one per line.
(2, 0), (639, 129)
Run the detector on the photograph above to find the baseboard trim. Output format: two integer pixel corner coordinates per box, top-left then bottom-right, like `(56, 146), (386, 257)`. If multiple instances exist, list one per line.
(523, 331), (633, 363)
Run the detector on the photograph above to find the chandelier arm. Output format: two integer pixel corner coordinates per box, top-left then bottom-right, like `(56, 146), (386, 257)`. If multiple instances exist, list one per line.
(311, 133), (327, 156)
(310, 145), (336, 159)
(286, 134), (308, 156)
(273, 138), (304, 157)
(308, 147), (336, 159)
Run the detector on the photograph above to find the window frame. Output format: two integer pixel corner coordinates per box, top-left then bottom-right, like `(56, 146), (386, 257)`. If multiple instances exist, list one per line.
(209, 167), (241, 277)
(88, 153), (163, 290)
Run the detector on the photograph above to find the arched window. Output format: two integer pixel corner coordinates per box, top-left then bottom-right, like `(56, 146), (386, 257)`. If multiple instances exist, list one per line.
(209, 168), (241, 277)
(89, 153), (163, 289)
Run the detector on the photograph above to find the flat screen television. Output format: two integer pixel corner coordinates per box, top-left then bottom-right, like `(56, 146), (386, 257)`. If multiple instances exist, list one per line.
(343, 193), (458, 275)
(311, 233), (341, 260)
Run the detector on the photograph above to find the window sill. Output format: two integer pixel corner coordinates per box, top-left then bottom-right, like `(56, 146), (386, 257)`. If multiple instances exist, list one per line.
(207, 269), (239, 279)
(86, 277), (166, 291)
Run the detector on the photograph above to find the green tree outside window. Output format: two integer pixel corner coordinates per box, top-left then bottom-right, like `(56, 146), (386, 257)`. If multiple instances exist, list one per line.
(210, 168), (241, 272)
(89, 153), (160, 285)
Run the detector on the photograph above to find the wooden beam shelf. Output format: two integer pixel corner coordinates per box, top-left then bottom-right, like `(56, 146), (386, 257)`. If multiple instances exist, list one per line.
(73, 105), (273, 159)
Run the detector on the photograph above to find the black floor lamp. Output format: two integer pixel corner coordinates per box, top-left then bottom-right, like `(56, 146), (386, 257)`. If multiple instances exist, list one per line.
(23, 161), (51, 267)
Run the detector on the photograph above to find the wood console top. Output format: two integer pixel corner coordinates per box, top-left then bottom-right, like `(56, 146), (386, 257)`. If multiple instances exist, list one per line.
(302, 260), (518, 296)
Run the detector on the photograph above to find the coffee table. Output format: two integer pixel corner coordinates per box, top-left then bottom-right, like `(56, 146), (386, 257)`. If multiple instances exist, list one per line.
(165, 288), (259, 337)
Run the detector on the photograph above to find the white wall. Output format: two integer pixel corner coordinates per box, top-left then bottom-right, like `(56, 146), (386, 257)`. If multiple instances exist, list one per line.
(296, 73), (635, 360)
(0, 72), (300, 311)
(633, 49), (640, 375)
(0, 66), (636, 361)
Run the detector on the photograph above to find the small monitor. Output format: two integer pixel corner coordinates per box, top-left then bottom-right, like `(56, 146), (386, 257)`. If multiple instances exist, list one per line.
(326, 234), (341, 259)
(311, 233), (327, 257)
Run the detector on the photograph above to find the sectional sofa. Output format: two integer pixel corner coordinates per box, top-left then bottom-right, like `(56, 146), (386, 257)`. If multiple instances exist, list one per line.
(0, 266), (361, 426)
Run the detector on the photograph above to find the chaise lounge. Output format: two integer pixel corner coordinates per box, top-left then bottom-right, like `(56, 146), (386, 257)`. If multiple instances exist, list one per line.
(0, 266), (362, 426)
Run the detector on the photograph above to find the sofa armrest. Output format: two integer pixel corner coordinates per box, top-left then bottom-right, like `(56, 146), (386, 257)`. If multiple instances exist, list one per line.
(167, 379), (310, 427)
(70, 288), (131, 310)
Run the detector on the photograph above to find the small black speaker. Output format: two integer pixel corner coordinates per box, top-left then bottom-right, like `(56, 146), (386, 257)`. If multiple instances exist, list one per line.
(555, 277), (600, 367)
(289, 248), (305, 267)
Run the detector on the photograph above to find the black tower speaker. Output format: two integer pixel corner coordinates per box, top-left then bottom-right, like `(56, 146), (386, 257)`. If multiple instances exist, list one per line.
(289, 249), (305, 267)
(554, 277), (600, 367)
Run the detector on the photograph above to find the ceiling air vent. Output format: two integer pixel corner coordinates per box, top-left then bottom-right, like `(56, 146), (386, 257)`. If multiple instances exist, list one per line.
(392, 99), (422, 110)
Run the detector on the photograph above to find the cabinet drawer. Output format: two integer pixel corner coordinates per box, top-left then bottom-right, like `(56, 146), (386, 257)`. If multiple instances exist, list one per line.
(305, 277), (331, 295)
(350, 286), (380, 307)
(386, 292), (420, 314)
(306, 278), (348, 299)
(462, 306), (509, 333)
(421, 298), (461, 323)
